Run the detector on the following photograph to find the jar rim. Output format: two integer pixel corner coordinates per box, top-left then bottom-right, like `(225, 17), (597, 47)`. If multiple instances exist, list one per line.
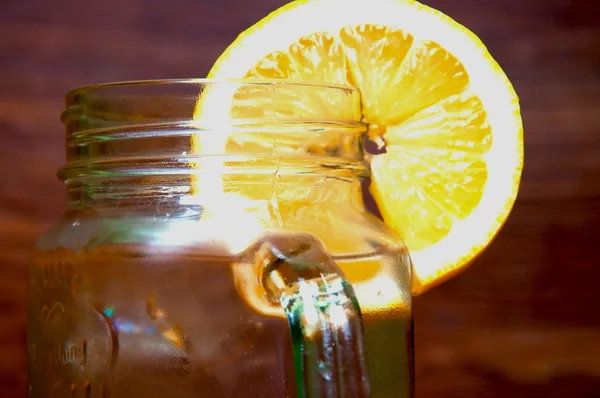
(60, 78), (367, 182)
(65, 78), (360, 100)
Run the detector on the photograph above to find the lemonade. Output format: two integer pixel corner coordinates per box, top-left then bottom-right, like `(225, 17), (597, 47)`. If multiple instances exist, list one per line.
(30, 79), (415, 397)
(29, 0), (523, 396)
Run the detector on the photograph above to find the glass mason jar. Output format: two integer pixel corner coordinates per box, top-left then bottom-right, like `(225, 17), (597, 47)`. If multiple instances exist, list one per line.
(28, 80), (413, 398)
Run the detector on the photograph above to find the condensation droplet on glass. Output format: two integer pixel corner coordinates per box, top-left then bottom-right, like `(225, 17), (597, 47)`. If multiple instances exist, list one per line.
(84, 380), (91, 398)
(147, 294), (189, 352)
(146, 294), (159, 321)
(318, 360), (333, 381)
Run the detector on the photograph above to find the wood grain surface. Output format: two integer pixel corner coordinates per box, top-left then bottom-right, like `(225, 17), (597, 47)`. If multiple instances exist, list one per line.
(1, 0), (599, 396)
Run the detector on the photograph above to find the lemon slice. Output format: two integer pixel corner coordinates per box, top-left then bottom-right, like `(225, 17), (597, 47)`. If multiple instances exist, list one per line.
(197, 0), (523, 294)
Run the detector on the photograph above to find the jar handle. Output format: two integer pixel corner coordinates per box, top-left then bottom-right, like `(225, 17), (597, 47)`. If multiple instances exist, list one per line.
(244, 234), (371, 398)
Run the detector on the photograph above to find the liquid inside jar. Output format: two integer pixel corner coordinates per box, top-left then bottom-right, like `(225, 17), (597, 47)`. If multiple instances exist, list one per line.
(29, 233), (412, 398)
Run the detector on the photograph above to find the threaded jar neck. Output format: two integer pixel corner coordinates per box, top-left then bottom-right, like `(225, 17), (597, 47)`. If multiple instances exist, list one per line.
(59, 79), (369, 209)
(59, 79), (367, 183)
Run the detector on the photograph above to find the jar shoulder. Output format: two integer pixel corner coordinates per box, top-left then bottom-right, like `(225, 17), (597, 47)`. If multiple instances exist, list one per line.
(34, 204), (408, 259)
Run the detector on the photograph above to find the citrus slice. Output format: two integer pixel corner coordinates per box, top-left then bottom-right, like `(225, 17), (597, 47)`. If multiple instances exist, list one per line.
(197, 0), (523, 294)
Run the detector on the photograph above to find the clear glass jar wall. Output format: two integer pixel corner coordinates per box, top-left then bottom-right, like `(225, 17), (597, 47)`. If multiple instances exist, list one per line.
(28, 80), (413, 398)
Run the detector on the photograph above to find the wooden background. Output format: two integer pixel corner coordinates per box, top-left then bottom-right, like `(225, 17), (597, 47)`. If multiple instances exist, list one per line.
(1, 0), (599, 396)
